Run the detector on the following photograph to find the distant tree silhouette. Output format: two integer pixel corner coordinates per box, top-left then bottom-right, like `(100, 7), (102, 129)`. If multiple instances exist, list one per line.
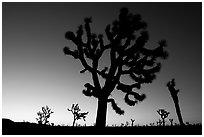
(36, 106), (53, 125)
(169, 118), (174, 126)
(67, 104), (89, 127)
(63, 7), (168, 127)
(157, 109), (170, 126)
(130, 119), (135, 127)
(167, 79), (185, 126)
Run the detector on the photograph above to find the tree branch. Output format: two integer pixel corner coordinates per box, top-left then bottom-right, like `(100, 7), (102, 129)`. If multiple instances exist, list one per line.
(63, 47), (79, 59)
(124, 91), (146, 106)
(107, 98), (124, 115)
(140, 40), (168, 59)
(117, 82), (141, 91)
(116, 82), (146, 106)
(82, 83), (99, 98)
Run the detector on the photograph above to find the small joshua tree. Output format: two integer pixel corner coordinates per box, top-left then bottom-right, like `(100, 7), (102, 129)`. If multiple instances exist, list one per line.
(169, 118), (174, 126)
(157, 109), (170, 126)
(36, 106), (54, 125)
(167, 79), (185, 126)
(67, 104), (89, 127)
(130, 119), (135, 127)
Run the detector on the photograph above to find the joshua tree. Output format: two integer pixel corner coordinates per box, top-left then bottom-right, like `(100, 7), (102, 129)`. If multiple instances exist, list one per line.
(157, 109), (170, 126)
(130, 119), (135, 127)
(63, 7), (168, 127)
(67, 104), (89, 127)
(167, 79), (185, 126)
(36, 106), (54, 125)
(169, 118), (174, 126)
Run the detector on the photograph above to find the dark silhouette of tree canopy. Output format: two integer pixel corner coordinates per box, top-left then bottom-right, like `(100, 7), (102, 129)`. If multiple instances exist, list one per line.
(157, 109), (170, 126)
(167, 79), (185, 126)
(36, 106), (53, 125)
(63, 7), (168, 127)
(67, 104), (89, 127)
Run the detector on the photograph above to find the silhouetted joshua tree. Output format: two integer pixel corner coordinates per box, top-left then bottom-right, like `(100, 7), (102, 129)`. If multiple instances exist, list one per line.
(169, 118), (174, 126)
(63, 7), (168, 127)
(36, 106), (54, 125)
(157, 109), (170, 126)
(67, 104), (89, 127)
(167, 79), (185, 126)
(130, 119), (135, 127)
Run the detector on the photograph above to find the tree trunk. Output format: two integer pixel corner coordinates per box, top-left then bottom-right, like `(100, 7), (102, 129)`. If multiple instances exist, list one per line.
(162, 118), (165, 126)
(174, 100), (185, 126)
(95, 98), (108, 128)
(72, 116), (76, 127)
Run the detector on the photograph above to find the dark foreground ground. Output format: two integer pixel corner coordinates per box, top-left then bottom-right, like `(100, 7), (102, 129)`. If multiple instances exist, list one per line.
(2, 118), (202, 135)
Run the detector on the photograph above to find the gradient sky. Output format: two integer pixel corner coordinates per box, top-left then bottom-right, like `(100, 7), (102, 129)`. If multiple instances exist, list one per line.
(2, 2), (201, 126)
